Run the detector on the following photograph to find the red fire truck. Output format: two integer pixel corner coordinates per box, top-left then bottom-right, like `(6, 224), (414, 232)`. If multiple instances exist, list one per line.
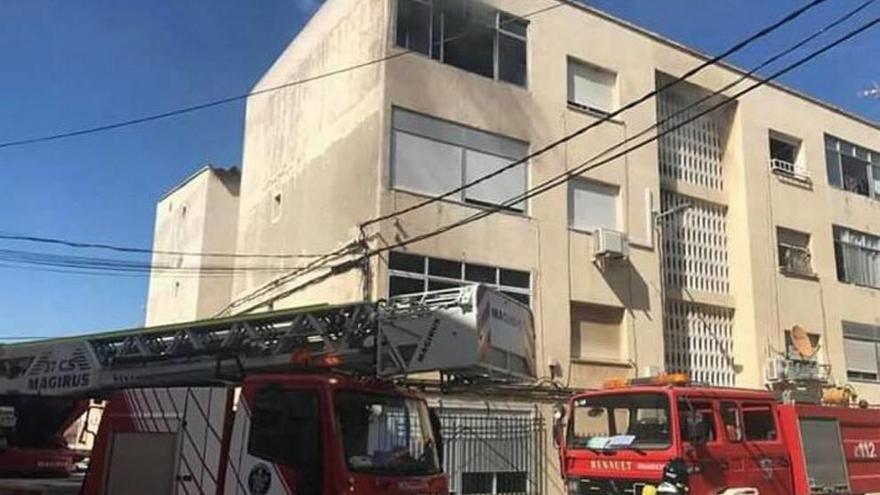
(0, 285), (535, 495)
(555, 371), (880, 495)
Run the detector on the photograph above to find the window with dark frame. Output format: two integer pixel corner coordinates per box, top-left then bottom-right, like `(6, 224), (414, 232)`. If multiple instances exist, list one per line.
(834, 225), (880, 289)
(395, 0), (528, 87)
(825, 135), (878, 198)
(388, 251), (531, 305)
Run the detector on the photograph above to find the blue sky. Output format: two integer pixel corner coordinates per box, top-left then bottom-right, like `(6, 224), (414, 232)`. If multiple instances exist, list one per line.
(0, 0), (877, 338)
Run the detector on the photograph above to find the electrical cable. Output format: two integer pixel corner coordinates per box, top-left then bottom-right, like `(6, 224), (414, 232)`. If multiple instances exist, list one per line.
(359, 0), (833, 228)
(0, 232), (325, 259)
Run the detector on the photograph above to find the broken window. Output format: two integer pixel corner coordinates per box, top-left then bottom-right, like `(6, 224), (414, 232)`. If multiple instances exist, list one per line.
(395, 0), (528, 86)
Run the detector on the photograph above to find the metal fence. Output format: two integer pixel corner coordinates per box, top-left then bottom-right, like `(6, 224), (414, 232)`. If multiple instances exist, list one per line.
(438, 408), (546, 495)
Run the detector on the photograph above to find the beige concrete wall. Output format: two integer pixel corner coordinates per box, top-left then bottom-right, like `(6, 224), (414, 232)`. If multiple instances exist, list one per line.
(145, 167), (240, 325)
(228, 0), (391, 313)
(148, 0), (880, 401)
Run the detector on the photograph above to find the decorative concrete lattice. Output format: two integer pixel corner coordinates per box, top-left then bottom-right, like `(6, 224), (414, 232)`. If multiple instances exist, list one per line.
(660, 191), (730, 295)
(657, 88), (726, 190)
(664, 300), (735, 387)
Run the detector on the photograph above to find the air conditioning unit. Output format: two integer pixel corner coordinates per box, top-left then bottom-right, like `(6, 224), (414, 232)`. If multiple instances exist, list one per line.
(593, 229), (629, 260)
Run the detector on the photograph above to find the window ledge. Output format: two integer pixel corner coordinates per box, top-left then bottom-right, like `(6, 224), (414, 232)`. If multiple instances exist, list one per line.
(771, 169), (813, 189)
(570, 357), (633, 368)
(566, 102), (624, 125)
(779, 268), (819, 281)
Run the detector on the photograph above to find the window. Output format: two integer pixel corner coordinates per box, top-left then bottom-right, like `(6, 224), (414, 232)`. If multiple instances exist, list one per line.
(392, 108), (529, 211)
(570, 303), (624, 361)
(777, 227), (814, 277)
(769, 131), (807, 179)
(568, 179), (619, 232)
(677, 400), (717, 443)
(249, 386), (322, 469)
(742, 405), (777, 441)
(388, 251), (531, 304)
(461, 472), (527, 495)
(843, 322), (880, 382)
(834, 226), (880, 289)
(720, 401), (742, 442)
(395, 0), (528, 86)
(568, 394), (671, 450)
(334, 392), (440, 476)
(825, 135), (879, 198)
(567, 59), (617, 114)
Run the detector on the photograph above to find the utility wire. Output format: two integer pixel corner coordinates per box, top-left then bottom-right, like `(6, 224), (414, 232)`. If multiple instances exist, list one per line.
(236, 13), (880, 314)
(0, 3), (565, 151)
(359, 0), (832, 228)
(220, 0), (838, 312)
(0, 232), (323, 259)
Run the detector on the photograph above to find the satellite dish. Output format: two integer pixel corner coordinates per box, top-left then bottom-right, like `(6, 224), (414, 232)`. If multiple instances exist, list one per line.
(790, 325), (816, 359)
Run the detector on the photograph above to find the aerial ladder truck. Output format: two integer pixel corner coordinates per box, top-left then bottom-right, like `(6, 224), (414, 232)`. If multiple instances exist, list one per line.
(0, 284), (536, 495)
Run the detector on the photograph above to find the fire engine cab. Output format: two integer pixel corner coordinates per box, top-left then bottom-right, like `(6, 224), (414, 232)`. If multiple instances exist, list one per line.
(556, 371), (880, 495)
(0, 284), (535, 495)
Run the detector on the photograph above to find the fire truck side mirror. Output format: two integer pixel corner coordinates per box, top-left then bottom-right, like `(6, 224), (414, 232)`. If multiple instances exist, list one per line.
(552, 403), (567, 447)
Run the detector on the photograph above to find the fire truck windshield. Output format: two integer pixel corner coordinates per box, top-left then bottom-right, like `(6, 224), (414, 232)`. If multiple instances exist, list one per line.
(568, 393), (671, 450)
(335, 391), (441, 476)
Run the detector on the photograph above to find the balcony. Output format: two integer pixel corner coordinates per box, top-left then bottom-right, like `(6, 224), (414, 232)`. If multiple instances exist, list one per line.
(770, 158), (811, 183)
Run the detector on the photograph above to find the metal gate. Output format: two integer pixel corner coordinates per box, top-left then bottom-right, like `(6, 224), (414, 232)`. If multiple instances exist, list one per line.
(438, 408), (545, 495)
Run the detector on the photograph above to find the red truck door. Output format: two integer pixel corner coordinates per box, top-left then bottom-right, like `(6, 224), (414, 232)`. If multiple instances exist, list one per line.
(739, 402), (793, 495)
(225, 380), (329, 495)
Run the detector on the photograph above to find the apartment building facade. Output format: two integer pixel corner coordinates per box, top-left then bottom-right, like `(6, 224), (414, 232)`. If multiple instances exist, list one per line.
(147, 1), (880, 493)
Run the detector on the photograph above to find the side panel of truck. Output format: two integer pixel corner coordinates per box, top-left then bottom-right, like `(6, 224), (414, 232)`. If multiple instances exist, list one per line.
(82, 387), (232, 495)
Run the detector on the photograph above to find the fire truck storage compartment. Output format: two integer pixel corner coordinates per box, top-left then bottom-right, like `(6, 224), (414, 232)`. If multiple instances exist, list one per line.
(798, 418), (849, 493)
(104, 431), (179, 495)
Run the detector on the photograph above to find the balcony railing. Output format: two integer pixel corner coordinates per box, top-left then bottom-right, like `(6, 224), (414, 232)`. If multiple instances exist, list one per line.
(770, 158), (811, 182)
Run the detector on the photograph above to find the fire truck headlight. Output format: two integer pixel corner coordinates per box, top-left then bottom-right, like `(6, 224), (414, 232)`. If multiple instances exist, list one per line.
(566, 478), (580, 494)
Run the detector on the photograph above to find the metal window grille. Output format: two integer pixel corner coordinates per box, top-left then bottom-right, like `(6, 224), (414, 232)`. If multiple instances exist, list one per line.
(660, 191), (730, 294)
(779, 243), (813, 276)
(438, 409), (545, 495)
(664, 300), (735, 387)
(657, 86), (726, 190)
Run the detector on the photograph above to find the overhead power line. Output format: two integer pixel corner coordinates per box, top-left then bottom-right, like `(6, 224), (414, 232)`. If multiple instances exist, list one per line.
(0, 232), (323, 259)
(359, 0), (832, 228)
(0, 3), (565, 151)
(218, 0), (837, 313)
(230, 11), (880, 315)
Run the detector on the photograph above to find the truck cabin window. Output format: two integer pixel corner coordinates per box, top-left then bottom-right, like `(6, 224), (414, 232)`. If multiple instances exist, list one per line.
(568, 393), (671, 450)
(248, 386), (322, 471)
(742, 405), (777, 441)
(677, 400), (716, 443)
(720, 401), (743, 442)
(334, 392), (441, 475)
